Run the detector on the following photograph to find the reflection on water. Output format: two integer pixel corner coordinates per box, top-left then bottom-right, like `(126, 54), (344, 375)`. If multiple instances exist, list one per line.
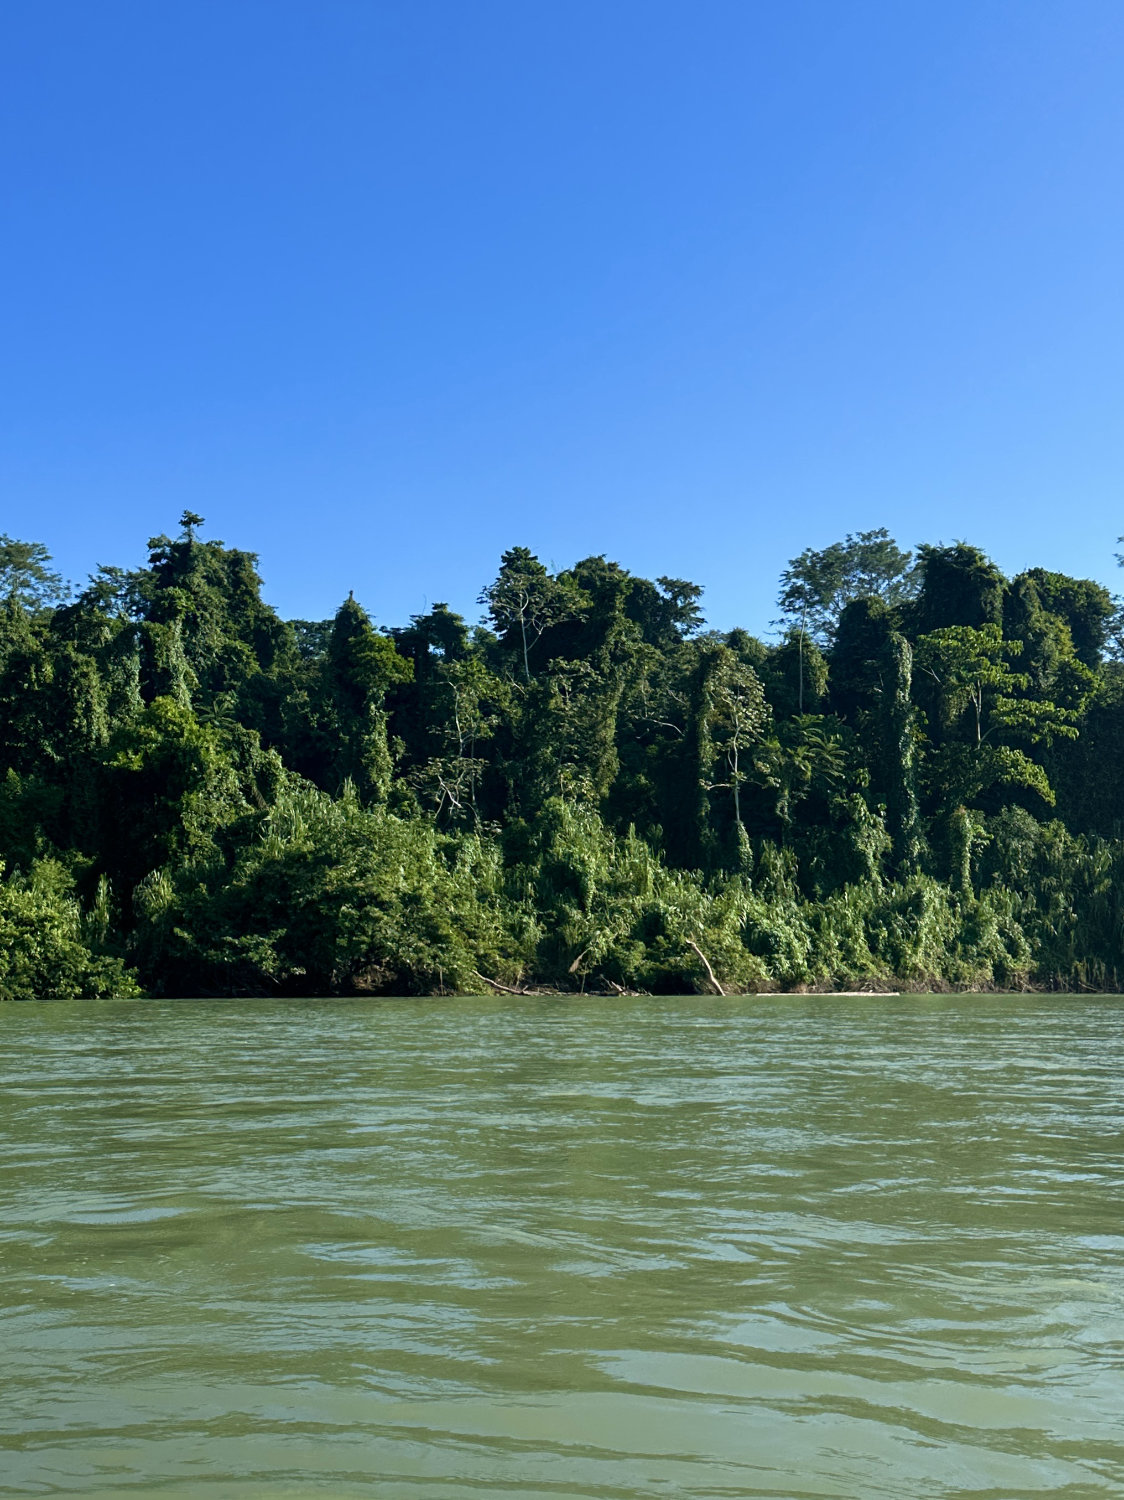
(2, 995), (1122, 1498)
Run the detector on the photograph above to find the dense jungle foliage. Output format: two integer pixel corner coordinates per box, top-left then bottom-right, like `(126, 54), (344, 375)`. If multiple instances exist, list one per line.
(3, 515), (1124, 999)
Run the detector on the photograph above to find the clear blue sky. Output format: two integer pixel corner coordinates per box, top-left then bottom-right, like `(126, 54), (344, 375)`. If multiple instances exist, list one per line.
(3, 0), (1123, 635)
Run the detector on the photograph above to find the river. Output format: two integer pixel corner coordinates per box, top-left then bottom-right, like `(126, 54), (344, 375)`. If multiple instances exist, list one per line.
(2, 995), (1122, 1498)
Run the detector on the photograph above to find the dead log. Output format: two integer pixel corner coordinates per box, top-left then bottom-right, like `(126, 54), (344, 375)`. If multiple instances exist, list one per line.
(472, 970), (527, 996)
(687, 939), (725, 996)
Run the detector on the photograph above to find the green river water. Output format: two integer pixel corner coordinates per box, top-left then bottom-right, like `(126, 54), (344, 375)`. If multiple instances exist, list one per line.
(1, 995), (1122, 1499)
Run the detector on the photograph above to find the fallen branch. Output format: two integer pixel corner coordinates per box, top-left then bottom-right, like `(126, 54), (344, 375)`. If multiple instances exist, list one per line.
(472, 970), (527, 996)
(687, 939), (725, 996)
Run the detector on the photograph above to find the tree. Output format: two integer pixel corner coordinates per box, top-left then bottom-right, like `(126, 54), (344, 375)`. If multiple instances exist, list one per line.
(86, 521), (301, 747)
(650, 642), (768, 871)
(914, 623), (1080, 882)
(652, 576), (705, 639)
(513, 614), (647, 815)
(1017, 569), (1113, 670)
(99, 696), (251, 884)
(911, 543), (1005, 635)
(479, 548), (585, 680)
(777, 529), (916, 646)
(758, 629), (828, 718)
(405, 657), (508, 826)
(0, 536), (67, 613)
(326, 597), (413, 801)
(1049, 666), (1124, 838)
(878, 631), (923, 875)
(830, 597), (897, 721)
(751, 716), (848, 847)
(914, 624), (1077, 752)
(705, 651), (769, 863)
(824, 600), (922, 874)
(1002, 574), (1097, 732)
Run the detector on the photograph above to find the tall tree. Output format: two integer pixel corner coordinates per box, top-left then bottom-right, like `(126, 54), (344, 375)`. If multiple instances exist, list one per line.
(479, 548), (585, 680)
(777, 529), (916, 646)
(829, 599), (922, 873)
(878, 631), (923, 875)
(1016, 568), (1113, 670)
(911, 542), (1005, 635)
(0, 536), (68, 613)
(914, 622), (1079, 881)
(326, 597), (413, 801)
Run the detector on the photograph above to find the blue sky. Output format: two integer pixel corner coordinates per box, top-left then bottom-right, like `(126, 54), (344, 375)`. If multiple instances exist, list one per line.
(3, 0), (1123, 635)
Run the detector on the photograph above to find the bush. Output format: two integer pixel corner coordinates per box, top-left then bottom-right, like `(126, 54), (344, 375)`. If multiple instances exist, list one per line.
(0, 860), (140, 1000)
(131, 781), (533, 995)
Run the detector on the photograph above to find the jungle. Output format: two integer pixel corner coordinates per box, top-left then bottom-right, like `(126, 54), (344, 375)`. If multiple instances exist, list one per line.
(2, 515), (1123, 999)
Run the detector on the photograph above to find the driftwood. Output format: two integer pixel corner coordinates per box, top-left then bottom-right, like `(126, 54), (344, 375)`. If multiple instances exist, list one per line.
(687, 939), (725, 996)
(471, 969), (650, 998)
(471, 970), (529, 996)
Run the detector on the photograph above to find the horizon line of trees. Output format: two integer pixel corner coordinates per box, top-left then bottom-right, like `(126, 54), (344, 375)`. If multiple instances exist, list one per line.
(3, 515), (1124, 999)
